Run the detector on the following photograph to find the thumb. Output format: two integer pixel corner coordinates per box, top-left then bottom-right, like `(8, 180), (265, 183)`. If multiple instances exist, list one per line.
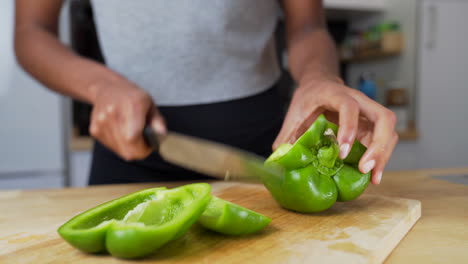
(149, 107), (167, 135)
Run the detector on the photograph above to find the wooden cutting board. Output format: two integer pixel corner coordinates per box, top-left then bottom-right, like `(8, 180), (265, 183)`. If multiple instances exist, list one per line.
(0, 182), (420, 264)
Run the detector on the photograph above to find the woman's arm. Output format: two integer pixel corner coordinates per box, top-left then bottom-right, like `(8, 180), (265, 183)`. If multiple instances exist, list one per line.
(276, 0), (398, 185)
(15, 0), (166, 160)
(15, 0), (116, 102)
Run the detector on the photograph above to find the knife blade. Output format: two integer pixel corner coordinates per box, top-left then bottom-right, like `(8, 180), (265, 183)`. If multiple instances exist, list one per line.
(143, 126), (282, 183)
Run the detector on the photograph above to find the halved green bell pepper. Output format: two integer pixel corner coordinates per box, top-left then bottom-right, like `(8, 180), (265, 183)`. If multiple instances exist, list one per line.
(198, 196), (271, 235)
(58, 183), (211, 259)
(263, 115), (371, 213)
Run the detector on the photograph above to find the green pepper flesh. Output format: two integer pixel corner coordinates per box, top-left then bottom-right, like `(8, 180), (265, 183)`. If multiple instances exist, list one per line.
(198, 196), (271, 235)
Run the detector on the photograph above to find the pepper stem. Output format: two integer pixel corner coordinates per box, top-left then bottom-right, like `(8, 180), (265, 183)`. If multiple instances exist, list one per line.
(323, 128), (338, 144)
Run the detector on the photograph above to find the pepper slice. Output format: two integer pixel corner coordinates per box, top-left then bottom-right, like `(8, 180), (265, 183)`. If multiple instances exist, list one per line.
(198, 196), (272, 235)
(58, 183), (211, 259)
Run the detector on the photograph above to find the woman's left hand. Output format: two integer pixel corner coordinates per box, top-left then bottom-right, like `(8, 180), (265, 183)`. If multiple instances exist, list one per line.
(273, 75), (399, 185)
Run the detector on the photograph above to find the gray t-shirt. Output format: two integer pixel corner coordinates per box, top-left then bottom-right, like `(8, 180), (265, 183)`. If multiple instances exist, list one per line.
(91, 0), (281, 106)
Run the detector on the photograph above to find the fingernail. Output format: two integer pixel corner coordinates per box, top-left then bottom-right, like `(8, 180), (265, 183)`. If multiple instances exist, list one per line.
(152, 120), (166, 134)
(375, 171), (383, 184)
(339, 143), (350, 159)
(362, 160), (375, 174)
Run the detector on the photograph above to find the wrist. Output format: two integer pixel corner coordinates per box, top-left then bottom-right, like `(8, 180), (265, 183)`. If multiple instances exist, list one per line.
(298, 71), (344, 88)
(86, 74), (134, 104)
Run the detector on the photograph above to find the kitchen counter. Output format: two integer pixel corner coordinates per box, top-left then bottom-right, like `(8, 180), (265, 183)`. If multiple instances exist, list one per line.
(1, 167), (467, 263)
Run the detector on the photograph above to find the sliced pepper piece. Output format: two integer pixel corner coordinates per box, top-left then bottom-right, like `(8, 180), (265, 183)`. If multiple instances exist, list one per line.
(58, 183), (211, 259)
(198, 196), (271, 235)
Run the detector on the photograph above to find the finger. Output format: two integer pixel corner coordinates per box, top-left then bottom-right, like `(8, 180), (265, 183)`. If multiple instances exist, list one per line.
(311, 91), (359, 159)
(149, 106), (167, 135)
(119, 106), (153, 161)
(325, 111), (374, 148)
(370, 132), (398, 184)
(352, 93), (397, 176)
(104, 104), (131, 157)
(89, 107), (121, 155)
(122, 99), (149, 141)
(89, 106), (109, 141)
(335, 95), (359, 159)
(358, 122), (396, 177)
(325, 112), (373, 144)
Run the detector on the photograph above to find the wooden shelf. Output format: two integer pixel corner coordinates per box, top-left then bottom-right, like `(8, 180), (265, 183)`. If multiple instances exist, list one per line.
(70, 127), (93, 151)
(70, 135), (93, 151)
(341, 50), (401, 63)
(397, 127), (419, 141)
(341, 32), (403, 63)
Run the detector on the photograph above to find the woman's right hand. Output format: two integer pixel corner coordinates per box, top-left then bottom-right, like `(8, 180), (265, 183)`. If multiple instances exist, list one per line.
(14, 0), (165, 161)
(88, 79), (166, 161)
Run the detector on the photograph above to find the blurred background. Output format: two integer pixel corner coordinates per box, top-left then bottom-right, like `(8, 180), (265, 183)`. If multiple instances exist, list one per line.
(1, 0), (467, 189)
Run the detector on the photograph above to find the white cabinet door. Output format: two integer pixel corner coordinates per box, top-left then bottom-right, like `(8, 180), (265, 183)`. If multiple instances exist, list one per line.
(324, 0), (386, 11)
(0, 0), (65, 176)
(417, 0), (468, 168)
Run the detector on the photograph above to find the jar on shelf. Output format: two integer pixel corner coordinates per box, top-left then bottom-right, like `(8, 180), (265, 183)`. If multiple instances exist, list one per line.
(386, 81), (409, 133)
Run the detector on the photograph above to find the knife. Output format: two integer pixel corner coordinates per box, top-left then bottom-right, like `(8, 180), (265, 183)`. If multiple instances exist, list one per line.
(143, 126), (282, 183)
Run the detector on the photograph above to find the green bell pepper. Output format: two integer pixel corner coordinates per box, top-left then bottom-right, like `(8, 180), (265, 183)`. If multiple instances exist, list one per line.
(198, 196), (271, 235)
(58, 183), (211, 259)
(264, 115), (371, 213)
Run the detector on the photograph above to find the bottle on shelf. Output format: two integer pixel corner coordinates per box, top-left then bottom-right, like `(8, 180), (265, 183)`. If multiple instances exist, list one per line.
(358, 72), (377, 100)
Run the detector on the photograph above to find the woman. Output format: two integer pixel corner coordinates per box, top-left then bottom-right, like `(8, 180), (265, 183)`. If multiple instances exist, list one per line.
(14, 0), (397, 185)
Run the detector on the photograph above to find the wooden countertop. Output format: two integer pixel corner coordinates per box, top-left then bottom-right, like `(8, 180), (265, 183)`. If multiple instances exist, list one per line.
(368, 167), (468, 263)
(1, 167), (467, 263)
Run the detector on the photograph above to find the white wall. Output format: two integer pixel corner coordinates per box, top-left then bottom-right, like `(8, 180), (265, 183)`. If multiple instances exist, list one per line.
(0, 0), (67, 189)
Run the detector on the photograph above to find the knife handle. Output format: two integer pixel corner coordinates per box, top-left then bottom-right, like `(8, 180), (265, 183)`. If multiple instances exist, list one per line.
(143, 125), (160, 150)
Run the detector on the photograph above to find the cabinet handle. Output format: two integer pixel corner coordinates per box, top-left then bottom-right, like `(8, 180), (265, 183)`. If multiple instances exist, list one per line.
(426, 4), (438, 50)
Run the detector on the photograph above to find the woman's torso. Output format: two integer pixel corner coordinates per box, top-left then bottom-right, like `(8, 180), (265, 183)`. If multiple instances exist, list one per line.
(90, 0), (281, 106)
